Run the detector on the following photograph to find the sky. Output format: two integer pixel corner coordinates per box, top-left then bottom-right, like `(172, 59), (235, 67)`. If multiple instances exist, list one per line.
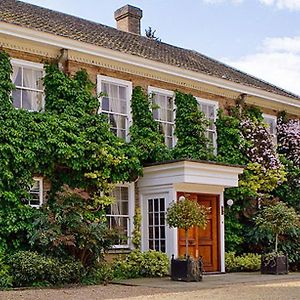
(21, 0), (300, 96)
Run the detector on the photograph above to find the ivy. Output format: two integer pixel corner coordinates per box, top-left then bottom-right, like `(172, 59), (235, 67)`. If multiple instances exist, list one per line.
(0, 51), (142, 252)
(172, 91), (214, 160)
(130, 86), (171, 164)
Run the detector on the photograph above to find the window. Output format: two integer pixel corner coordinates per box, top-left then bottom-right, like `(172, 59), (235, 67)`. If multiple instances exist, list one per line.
(11, 59), (44, 111)
(197, 98), (218, 151)
(98, 76), (132, 140)
(263, 114), (277, 144)
(26, 178), (43, 208)
(149, 87), (175, 148)
(148, 197), (166, 252)
(107, 185), (131, 248)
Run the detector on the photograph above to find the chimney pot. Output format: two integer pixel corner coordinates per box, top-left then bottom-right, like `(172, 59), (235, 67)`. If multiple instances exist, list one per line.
(114, 4), (143, 35)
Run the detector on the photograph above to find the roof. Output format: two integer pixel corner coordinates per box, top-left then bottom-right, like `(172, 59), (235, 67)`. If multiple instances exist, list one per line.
(1, 0), (299, 100)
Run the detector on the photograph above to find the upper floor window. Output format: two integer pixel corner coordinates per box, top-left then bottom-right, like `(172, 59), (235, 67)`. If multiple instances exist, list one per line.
(11, 59), (44, 112)
(197, 98), (218, 151)
(26, 178), (43, 208)
(97, 75), (132, 140)
(263, 114), (277, 144)
(148, 87), (175, 148)
(107, 184), (133, 248)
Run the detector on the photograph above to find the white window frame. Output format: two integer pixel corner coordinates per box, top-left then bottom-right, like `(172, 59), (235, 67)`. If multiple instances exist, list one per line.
(11, 58), (45, 112)
(97, 75), (132, 141)
(196, 97), (219, 153)
(107, 183), (135, 249)
(27, 177), (43, 208)
(148, 86), (176, 148)
(263, 113), (277, 144)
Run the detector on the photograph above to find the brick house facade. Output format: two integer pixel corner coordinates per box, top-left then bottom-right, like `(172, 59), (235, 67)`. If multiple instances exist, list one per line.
(1, 0), (299, 272)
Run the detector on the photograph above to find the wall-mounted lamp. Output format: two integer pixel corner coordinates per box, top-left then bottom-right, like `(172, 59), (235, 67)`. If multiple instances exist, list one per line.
(227, 199), (234, 208)
(179, 196), (186, 202)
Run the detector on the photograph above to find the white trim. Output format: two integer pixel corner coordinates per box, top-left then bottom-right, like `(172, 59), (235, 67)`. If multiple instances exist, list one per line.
(1, 22), (299, 110)
(28, 177), (43, 208)
(108, 182), (135, 249)
(11, 58), (45, 112)
(196, 97), (219, 153)
(97, 75), (132, 141)
(148, 86), (175, 97)
(219, 192), (225, 273)
(11, 58), (44, 70)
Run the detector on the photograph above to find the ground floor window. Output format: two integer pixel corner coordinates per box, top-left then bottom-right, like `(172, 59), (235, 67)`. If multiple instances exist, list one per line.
(26, 178), (43, 208)
(148, 197), (166, 252)
(107, 186), (131, 248)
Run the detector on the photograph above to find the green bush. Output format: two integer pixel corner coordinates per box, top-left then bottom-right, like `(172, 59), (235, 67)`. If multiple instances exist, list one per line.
(81, 262), (113, 285)
(8, 251), (83, 287)
(225, 252), (261, 272)
(0, 252), (13, 289)
(113, 250), (169, 279)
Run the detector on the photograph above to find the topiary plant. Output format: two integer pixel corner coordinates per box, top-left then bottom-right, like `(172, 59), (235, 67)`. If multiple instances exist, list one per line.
(166, 197), (209, 258)
(255, 202), (300, 254)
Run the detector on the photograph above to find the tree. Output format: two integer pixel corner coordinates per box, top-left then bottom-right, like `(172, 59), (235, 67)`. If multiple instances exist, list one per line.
(255, 202), (299, 253)
(166, 197), (209, 257)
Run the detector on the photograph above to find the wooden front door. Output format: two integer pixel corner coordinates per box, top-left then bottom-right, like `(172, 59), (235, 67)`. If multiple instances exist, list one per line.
(177, 192), (220, 272)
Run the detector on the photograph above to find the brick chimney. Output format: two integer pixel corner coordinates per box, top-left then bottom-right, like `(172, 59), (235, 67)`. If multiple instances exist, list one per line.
(114, 5), (143, 35)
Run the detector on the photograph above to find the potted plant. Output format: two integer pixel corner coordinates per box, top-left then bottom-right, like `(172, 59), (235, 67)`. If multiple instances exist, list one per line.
(166, 196), (209, 281)
(255, 201), (299, 275)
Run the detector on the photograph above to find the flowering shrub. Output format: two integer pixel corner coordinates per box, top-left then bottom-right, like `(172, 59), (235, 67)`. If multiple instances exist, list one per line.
(277, 114), (300, 167)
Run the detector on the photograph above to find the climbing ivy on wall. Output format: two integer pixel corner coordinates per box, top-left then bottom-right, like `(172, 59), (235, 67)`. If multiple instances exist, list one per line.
(130, 86), (171, 164)
(172, 91), (214, 160)
(0, 51), (142, 252)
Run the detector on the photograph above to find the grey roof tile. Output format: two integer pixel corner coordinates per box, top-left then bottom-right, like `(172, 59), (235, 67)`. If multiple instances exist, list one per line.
(1, 0), (299, 100)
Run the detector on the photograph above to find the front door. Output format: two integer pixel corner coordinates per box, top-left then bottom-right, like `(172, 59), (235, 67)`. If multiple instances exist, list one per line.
(177, 192), (220, 272)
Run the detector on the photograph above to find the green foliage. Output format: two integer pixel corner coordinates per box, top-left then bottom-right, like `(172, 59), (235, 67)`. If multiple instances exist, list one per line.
(28, 187), (112, 267)
(172, 91), (214, 160)
(166, 198), (209, 231)
(81, 262), (113, 285)
(132, 207), (142, 249)
(225, 252), (261, 272)
(130, 86), (172, 164)
(113, 250), (169, 279)
(255, 202), (300, 252)
(0, 51), (142, 251)
(8, 251), (83, 287)
(0, 51), (14, 110)
(239, 163), (286, 194)
(273, 158), (300, 212)
(216, 109), (247, 165)
(0, 251), (13, 289)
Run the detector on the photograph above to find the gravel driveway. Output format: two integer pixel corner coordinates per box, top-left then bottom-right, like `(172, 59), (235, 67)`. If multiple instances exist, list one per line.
(1, 273), (299, 300)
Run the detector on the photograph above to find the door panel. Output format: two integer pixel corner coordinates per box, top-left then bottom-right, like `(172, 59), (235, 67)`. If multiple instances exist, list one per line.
(177, 192), (220, 272)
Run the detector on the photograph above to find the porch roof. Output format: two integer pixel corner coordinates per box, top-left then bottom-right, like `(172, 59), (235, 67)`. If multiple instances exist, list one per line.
(138, 159), (244, 189)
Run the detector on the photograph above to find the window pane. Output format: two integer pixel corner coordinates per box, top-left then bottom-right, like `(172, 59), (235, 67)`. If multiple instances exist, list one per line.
(119, 86), (126, 100)
(102, 97), (109, 111)
(12, 89), (22, 108)
(13, 66), (22, 86)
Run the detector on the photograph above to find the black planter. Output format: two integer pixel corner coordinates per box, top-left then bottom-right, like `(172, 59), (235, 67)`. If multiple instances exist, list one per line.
(261, 254), (288, 275)
(170, 255), (203, 282)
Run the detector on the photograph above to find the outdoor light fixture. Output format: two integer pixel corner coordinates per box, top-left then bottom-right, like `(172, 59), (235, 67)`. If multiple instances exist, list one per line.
(227, 199), (234, 207)
(179, 196), (185, 202)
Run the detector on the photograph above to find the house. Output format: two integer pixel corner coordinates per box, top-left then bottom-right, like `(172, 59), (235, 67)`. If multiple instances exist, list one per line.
(0, 0), (299, 273)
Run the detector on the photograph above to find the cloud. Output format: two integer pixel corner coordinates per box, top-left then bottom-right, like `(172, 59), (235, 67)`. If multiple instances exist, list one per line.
(202, 0), (300, 10)
(224, 37), (300, 96)
(202, 0), (243, 3)
(259, 0), (300, 10)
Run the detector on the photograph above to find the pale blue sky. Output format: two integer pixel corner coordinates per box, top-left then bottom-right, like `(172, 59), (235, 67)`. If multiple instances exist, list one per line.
(22, 0), (300, 95)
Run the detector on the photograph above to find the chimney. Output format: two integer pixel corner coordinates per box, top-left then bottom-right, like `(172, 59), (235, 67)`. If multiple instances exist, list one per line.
(114, 5), (143, 35)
